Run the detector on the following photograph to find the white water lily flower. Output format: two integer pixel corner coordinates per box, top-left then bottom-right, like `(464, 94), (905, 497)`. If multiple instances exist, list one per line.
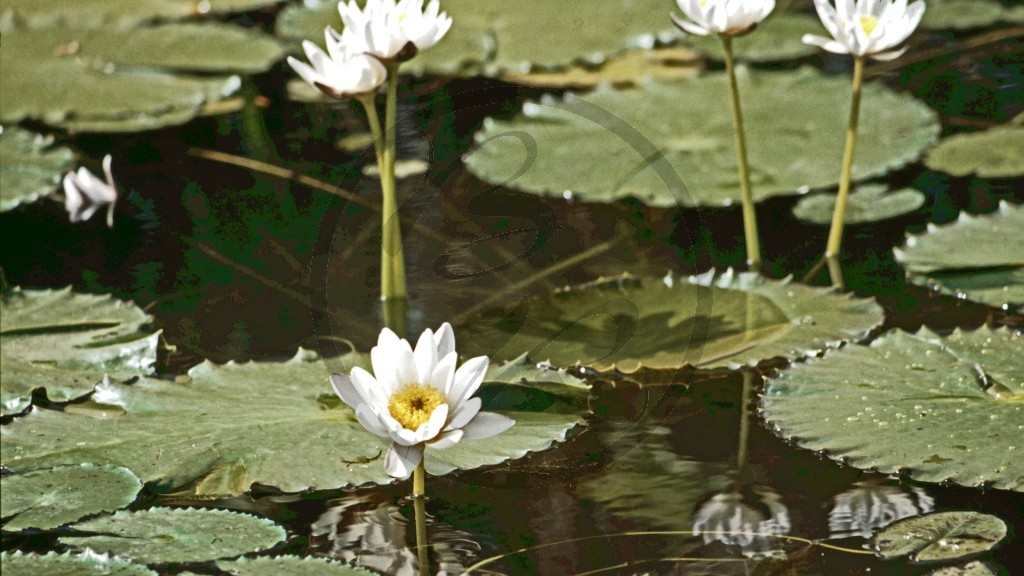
(330, 323), (515, 479)
(803, 0), (925, 60)
(288, 28), (388, 99)
(63, 154), (117, 228)
(671, 0), (776, 36)
(336, 0), (452, 62)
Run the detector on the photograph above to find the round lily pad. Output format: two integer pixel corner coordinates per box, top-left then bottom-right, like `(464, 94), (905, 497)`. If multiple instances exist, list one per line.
(501, 46), (701, 90)
(1, 464), (141, 531)
(1, 287), (158, 417)
(465, 67), (939, 207)
(0, 349), (586, 495)
(927, 561), (998, 576)
(457, 269), (884, 373)
(0, 127), (75, 213)
(873, 512), (1008, 563)
(792, 184), (927, 225)
(924, 125), (1024, 178)
(0, 551), (156, 576)
(894, 202), (1024, 311)
(921, 0), (1024, 29)
(215, 556), (377, 576)
(683, 12), (825, 62)
(0, 0), (284, 28)
(60, 508), (285, 564)
(762, 327), (1024, 491)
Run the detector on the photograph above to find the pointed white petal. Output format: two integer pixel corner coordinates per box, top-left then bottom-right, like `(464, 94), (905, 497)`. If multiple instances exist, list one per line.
(330, 372), (365, 408)
(413, 403), (449, 443)
(446, 396), (481, 431)
(434, 323), (456, 359)
(427, 429), (463, 449)
(448, 355), (488, 406)
(460, 411), (515, 440)
(413, 328), (438, 384)
(356, 403), (391, 437)
(385, 443), (422, 478)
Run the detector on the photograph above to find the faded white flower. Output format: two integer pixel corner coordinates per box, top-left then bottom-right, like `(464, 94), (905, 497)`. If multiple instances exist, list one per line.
(330, 323), (514, 479)
(671, 0), (776, 36)
(63, 154), (117, 228)
(336, 0), (452, 62)
(803, 0), (926, 60)
(288, 29), (388, 99)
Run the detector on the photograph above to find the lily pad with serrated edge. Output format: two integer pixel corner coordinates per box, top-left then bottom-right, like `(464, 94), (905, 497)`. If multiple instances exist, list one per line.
(0, 127), (75, 213)
(683, 12), (824, 62)
(1, 464), (141, 531)
(0, 349), (586, 496)
(0, 286), (158, 417)
(894, 201), (1024, 311)
(456, 269), (884, 374)
(60, 508), (284, 564)
(924, 125), (1024, 178)
(873, 512), (1008, 563)
(465, 66), (939, 208)
(0, 0), (284, 28)
(762, 327), (1024, 491)
(276, 0), (682, 77)
(0, 551), (157, 576)
(0, 23), (283, 132)
(792, 184), (927, 225)
(215, 555), (377, 576)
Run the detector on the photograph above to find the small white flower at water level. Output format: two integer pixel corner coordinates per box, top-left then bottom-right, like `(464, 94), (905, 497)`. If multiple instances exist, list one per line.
(336, 0), (452, 62)
(330, 323), (515, 479)
(803, 0), (926, 60)
(288, 29), (388, 99)
(671, 0), (776, 37)
(63, 154), (117, 228)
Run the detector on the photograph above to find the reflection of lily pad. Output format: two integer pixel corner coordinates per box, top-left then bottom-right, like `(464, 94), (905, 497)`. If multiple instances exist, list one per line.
(793, 184), (926, 225)
(0, 127), (75, 213)
(0, 0), (284, 28)
(276, 0), (682, 76)
(0, 23), (284, 132)
(0, 287), (158, 417)
(924, 126), (1024, 178)
(466, 67), (938, 207)
(457, 269), (883, 373)
(215, 556), (376, 576)
(0, 349), (585, 495)
(894, 202), (1024, 311)
(762, 327), (1024, 491)
(921, 0), (1024, 29)
(873, 512), (1008, 563)
(1, 464), (141, 531)
(684, 13), (823, 62)
(0, 551), (156, 576)
(60, 508), (285, 564)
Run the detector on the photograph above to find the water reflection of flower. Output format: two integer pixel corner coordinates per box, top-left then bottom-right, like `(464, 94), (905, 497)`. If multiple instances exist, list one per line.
(828, 479), (934, 539)
(692, 485), (791, 553)
(62, 154), (117, 228)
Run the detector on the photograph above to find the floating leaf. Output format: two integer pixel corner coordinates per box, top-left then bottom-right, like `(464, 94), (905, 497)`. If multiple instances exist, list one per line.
(926, 561), (999, 576)
(1, 349), (585, 495)
(873, 512), (1008, 563)
(457, 269), (883, 373)
(792, 184), (926, 225)
(762, 327), (1024, 491)
(0, 127), (75, 213)
(894, 202), (1024, 311)
(60, 508), (285, 564)
(921, 0), (1024, 29)
(215, 556), (377, 576)
(0, 551), (156, 576)
(1, 464), (141, 531)
(465, 67), (938, 207)
(924, 126), (1024, 178)
(684, 13), (824, 62)
(501, 46), (700, 90)
(0, 0), (283, 28)
(0, 287), (158, 416)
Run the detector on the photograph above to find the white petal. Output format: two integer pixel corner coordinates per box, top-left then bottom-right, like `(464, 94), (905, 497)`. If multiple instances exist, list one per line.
(350, 367), (388, 412)
(460, 411), (515, 440)
(63, 173), (85, 221)
(670, 13), (711, 36)
(287, 56), (321, 88)
(427, 429), (463, 450)
(356, 403), (391, 437)
(330, 372), (365, 408)
(802, 33), (851, 55)
(433, 323), (456, 360)
(413, 328), (438, 384)
(429, 352), (457, 393)
(446, 396), (481, 431)
(413, 403), (449, 443)
(448, 355), (488, 406)
(870, 45), (908, 60)
(385, 443), (422, 478)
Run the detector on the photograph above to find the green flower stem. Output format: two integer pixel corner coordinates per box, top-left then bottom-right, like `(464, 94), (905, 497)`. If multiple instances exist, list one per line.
(721, 35), (762, 271)
(823, 55), (865, 287)
(413, 460), (429, 575)
(382, 62), (407, 301)
(737, 369), (754, 472)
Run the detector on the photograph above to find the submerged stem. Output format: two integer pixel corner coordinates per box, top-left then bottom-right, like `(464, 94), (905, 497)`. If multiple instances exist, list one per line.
(413, 461), (428, 576)
(721, 35), (762, 271)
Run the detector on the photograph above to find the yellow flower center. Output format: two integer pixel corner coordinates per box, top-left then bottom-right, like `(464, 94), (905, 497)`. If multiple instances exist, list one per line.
(389, 384), (446, 430)
(859, 15), (879, 37)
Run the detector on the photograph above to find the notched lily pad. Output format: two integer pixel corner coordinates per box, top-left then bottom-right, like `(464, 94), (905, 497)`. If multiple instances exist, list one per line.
(60, 508), (285, 564)
(873, 511), (1008, 563)
(1, 464), (141, 532)
(0, 127), (75, 213)
(793, 184), (927, 225)
(894, 202), (1024, 311)
(762, 327), (1024, 491)
(0, 551), (157, 576)
(215, 556), (376, 576)
(925, 125), (1024, 178)
(457, 269), (883, 374)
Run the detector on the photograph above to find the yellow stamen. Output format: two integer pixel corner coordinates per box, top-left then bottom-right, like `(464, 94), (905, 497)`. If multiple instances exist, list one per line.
(859, 15), (879, 37)
(389, 384), (446, 430)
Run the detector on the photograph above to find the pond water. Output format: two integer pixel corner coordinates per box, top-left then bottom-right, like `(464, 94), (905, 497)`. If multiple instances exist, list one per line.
(2, 6), (1023, 575)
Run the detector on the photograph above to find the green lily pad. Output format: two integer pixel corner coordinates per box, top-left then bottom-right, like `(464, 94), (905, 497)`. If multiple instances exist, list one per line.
(0, 127), (75, 213)
(0, 23), (284, 132)
(1, 464), (141, 531)
(921, 0), (1024, 29)
(465, 67), (938, 208)
(0, 0), (284, 28)
(873, 512), (1008, 563)
(684, 13), (824, 62)
(894, 202), (1024, 311)
(762, 327), (1024, 491)
(925, 125), (1024, 178)
(457, 269), (884, 373)
(0, 551), (157, 576)
(60, 508), (285, 564)
(792, 184), (927, 225)
(276, 0), (682, 77)
(215, 556), (377, 576)
(0, 349), (585, 495)
(1, 286), (158, 417)
(500, 46), (700, 90)
(927, 561), (998, 576)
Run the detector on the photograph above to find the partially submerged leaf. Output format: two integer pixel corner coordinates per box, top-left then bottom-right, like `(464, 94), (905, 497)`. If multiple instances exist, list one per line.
(0, 127), (75, 213)
(924, 125), (1024, 178)
(0, 551), (156, 576)
(793, 184), (926, 225)
(1, 464), (141, 531)
(873, 511), (1008, 563)
(215, 556), (376, 576)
